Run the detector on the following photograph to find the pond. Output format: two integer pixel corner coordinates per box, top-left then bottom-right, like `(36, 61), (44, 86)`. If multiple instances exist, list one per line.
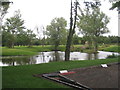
(1, 51), (119, 66)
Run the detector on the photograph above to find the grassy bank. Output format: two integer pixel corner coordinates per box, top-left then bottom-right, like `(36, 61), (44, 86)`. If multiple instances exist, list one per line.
(2, 44), (119, 56)
(2, 57), (118, 88)
(2, 48), (37, 56)
(2, 45), (72, 56)
(99, 45), (120, 53)
(2, 46), (52, 56)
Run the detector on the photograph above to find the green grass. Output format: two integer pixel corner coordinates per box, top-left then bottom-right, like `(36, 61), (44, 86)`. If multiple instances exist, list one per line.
(2, 44), (119, 56)
(2, 45), (69, 56)
(14, 45), (53, 52)
(2, 48), (37, 56)
(99, 45), (120, 53)
(2, 57), (119, 88)
(2, 46), (53, 56)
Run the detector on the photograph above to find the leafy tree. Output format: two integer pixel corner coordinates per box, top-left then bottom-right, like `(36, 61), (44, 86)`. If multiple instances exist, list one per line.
(25, 29), (36, 47)
(0, 0), (12, 19)
(72, 34), (81, 45)
(16, 31), (28, 46)
(46, 17), (67, 50)
(77, 2), (110, 53)
(15, 29), (36, 47)
(108, 35), (119, 44)
(33, 38), (41, 46)
(35, 25), (46, 46)
(110, 1), (120, 10)
(0, 0), (13, 46)
(2, 10), (25, 48)
(94, 35), (119, 44)
(97, 36), (110, 44)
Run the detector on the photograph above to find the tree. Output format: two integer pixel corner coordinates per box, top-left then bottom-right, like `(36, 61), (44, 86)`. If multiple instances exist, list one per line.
(0, 0), (12, 19)
(16, 31), (28, 46)
(46, 17), (67, 50)
(0, 0), (13, 46)
(77, 2), (110, 53)
(2, 10), (25, 48)
(110, 1), (120, 10)
(72, 34), (81, 45)
(65, 0), (79, 61)
(25, 29), (36, 47)
(35, 25), (46, 46)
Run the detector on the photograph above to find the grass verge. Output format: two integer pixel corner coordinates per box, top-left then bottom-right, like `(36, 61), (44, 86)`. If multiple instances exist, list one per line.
(2, 57), (119, 88)
(99, 45), (120, 53)
(2, 44), (119, 56)
(2, 48), (37, 56)
(2, 46), (52, 56)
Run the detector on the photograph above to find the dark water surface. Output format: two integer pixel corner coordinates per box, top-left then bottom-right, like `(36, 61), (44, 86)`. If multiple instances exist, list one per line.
(1, 51), (119, 66)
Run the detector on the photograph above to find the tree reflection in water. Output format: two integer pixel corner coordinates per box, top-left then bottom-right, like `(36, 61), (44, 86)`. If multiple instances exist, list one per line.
(49, 51), (64, 62)
(2, 56), (36, 66)
(1, 51), (119, 66)
(86, 53), (98, 60)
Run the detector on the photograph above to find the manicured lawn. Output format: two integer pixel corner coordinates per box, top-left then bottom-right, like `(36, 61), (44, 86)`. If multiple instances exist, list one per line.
(2, 44), (119, 56)
(2, 48), (37, 56)
(2, 45), (84, 56)
(2, 57), (118, 88)
(2, 46), (52, 56)
(99, 45), (120, 53)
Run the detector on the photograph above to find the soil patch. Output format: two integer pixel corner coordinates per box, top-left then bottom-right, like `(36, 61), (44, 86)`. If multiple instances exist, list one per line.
(63, 62), (119, 88)
(34, 62), (119, 89)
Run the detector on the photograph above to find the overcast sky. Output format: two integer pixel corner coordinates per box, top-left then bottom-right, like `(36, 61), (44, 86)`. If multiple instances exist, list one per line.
(4, 0), (118, 36)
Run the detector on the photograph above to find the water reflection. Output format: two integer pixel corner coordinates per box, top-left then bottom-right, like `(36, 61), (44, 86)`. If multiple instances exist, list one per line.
(86, 53), (98, 60)
(70, 52), (99, 60)
(1, 56), (37, 66)
(35, 51), (64, 63)
(1, 51), (119, 66)
(50, 51), (64, 62)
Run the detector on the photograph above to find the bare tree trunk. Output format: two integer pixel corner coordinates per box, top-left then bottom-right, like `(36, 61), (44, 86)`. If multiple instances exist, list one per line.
(65, 0), (73, 61)
(94, 41), (98, 53)
(55, 44), (59, 51)
(65, 0), (78, 61)
(65, 31), (73, 61)
(11, 42), (14, 48)
(93, 37), (98, 53)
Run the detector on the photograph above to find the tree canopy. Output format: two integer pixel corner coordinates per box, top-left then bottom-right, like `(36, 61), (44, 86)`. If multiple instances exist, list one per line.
(2, 10), (25, 47)
(77, 3), (110, 52)
(110, 1), (120, 10)
(46, 17), (67, 50)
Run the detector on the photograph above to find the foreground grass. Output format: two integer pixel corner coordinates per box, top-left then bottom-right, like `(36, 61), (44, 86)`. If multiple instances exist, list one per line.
(2, 57), (118, 88)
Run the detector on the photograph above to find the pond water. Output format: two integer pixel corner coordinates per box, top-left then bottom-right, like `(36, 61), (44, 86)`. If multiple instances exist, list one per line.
(1, 51), (119, 66)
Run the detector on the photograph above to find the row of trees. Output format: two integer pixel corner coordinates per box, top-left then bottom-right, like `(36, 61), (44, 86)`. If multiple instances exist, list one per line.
(72, 35), (120, 45)
(1, 0), (119, 61)
(2, 10), (68, 48)
(2, 10), (36, 48)
(2, 9), (119, 47)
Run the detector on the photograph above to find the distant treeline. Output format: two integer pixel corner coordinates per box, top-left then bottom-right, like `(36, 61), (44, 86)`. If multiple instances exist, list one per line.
(2, 10), (119, 48)
(72, 35), (120, 45)
(2, 35), (119, 47)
